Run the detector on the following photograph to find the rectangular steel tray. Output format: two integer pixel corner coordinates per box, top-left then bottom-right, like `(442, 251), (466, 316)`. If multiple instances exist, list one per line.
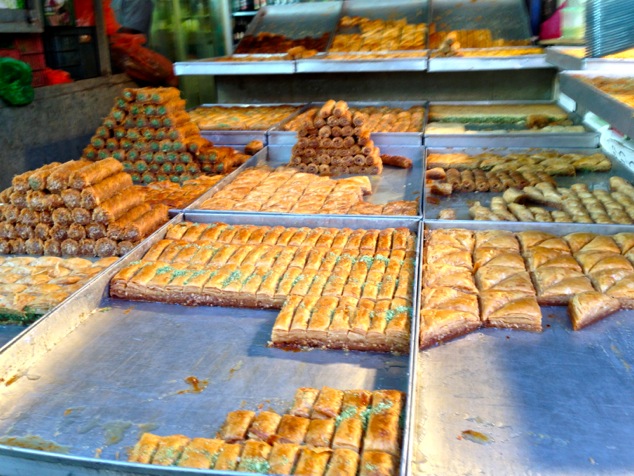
(192, 103), (306, 146)
(0, 212), (420, 476)
(430, 0), (531, 40)
(413, 219), (634, 475)
(239, 2), (342, 50)
(296, 52), (429, 74)
(424, 101), (600, 148)
(428, 50), (549, 72)
(546, 46), (634, 72)
(182, 145), (424, 216)
(174, 55), (295, 76)
(0, 326), (22, 349)
(423, 146), (634, 221)
(559, 72), (634, 140)
(269, 101), (427, 146)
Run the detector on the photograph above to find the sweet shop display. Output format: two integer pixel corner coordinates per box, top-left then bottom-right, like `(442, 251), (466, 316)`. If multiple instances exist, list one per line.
(575, 75), (634, 107)
(0, 158), (169, 256)
(198, 166), (417, 216)
(188, 105), (301, 131)
(284, 105), (424, 135)
(110, 221), (416, 353)
(288, 100), (384, 176)
(129, 387), (405, 475)
(0, 256), (118, 324)
(82, 87), (250, 184)
(234, 32), (329, 56)
(428, 28), (531, 50)
(330, 16), (427, 52)
(421, 228), (634, 348)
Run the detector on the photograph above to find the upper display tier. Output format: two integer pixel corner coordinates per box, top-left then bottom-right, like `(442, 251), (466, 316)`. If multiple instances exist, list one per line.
(174, 0), (551, 76)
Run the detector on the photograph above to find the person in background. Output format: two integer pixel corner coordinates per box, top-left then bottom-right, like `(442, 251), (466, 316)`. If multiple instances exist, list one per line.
(111, 0), (154, 38)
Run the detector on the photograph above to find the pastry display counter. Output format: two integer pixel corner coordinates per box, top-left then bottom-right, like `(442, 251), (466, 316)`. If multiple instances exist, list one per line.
(412, 220), (634, 475)
(546, 46), (634, 72)
(559, 72), (634, 140)
(425, 101), (599, 148)
(0, 213), (420, 475)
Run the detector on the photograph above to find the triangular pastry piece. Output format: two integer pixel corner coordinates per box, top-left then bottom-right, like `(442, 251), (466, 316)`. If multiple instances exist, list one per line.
(569, 291), (620, 330)
(613, 232), (634, 254)
(474, 230), (519, 252)
(420, 309), (481, 349)
(473, 249), (525, 271)
(479, 290), (542, 332)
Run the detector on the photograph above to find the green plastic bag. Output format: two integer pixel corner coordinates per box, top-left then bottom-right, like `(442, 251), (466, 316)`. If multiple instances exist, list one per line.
(0, 57), (34, 106)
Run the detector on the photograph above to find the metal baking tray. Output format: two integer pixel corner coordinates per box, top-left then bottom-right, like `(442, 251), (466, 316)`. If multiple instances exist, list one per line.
(296, 0), (429, 74)
(559, 72), (634, 140)
(269, 101), (426, 146)
(0, 326), (22, 349)
(296, 52), (429, 73)
(192, 103), (305, 146)
(238, 2), (342, 51)
(413, 219), (634, 475)
(547, 46), (634, 72)
(174, 56), (295, 76)
(428, 48), (549, 72)
(430, 0), (531, 41)
(423, 146), (633, 221)
(0, 212), (420, 476)
(166, 147), (269, 216)
(183, 145), (424, 217)
(424, 101), (600, 148)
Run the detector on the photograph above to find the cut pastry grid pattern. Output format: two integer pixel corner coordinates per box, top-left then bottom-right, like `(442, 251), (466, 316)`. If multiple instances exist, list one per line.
(469, 176), (634, 224)
(129, 387), (404, 476)
(289, 100), (383, 176)
(331, 16), (427, 52)
(0, 158), (168, 257)
(188, 105), (301, 131)
(421, 229), (634, 348)
(83, 87), (249, 184)
(144, 175), (224, 210)
(0, 256), (118, 323)
(110, 222), (416, 353)
(199, 166), (417, 216)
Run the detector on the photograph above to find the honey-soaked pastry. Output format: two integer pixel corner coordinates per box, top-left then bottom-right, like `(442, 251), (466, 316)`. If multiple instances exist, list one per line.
(475, 267), (535, 294)
(569, 291), (621, 331)
(177, 438), (224, 469)
(359, 451), (397, 476)
(312, 387), (344, 420)
(575, 251), (633, 274)
(268, 442), (301, 475)
(427, 153), (479, 170)
(152, 434), (190, 465)
(275, 415), (310, 445)
(236, 440), (272, 473)
(613, 232), (634, 254)
(474, 230), (519, 252)
(422, 264), (477, 294)
(427, 228), (474, 251)
(218, 410), (255, 443)
(425, 245), (472, 270)
(564, 233), (620, 254)
(533, 268), (594, 305)
(604, 274), (634, 308)
(70, 158), (124, 189)
(304, 419), (336, 448)
(294, 447), (333, 476)
(325, 448), (359, 476)
(213, 443), (242, 471)
(129, 433), (161, 464)
(420, 309), (481, 348)
(524, 246), (581, 271)
(422, 286), (479, 316)
(480, 290), (542, 331)
(247, 411), (282, 444)
(516, 231), (570, 252)
(473, 249), (526, 271)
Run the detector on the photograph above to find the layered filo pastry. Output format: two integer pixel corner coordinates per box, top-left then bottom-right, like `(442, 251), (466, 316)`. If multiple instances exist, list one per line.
(420, 287), (481, 348)
(568, 291), (621, 330)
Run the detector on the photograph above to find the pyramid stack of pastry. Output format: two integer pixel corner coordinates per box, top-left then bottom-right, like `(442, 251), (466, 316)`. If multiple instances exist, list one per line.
(82, 87), (249, 185)
(0, 158), (168, 257)
(289, 100), (383, 176)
